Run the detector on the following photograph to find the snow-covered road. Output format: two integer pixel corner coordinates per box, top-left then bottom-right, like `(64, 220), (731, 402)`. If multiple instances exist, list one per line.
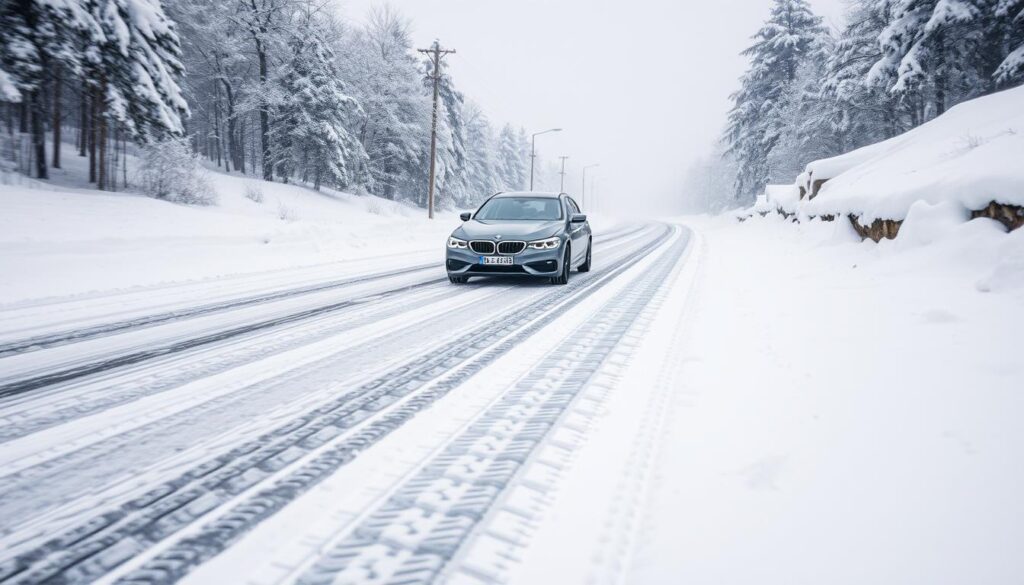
(0, 222), (691, 584)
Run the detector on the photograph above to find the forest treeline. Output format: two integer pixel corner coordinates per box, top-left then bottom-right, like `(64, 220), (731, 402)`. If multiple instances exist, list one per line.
(0, 0), (532, 208)
(685, 0), (1023, 212)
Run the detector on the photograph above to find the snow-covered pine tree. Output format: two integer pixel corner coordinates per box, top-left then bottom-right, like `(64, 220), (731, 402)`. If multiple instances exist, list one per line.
(724, 0), (826, 200)
(767, 34), (844, 181)
(869, 0), (988, 119)
(460, 101), (500, 205)
(994, 0), (1024, 84)
(426, 51), (467, 208)
(496, 124), (527, 191)
(87, 0), (188, 188)
(339, 6), (431, 202)
(272, 11), (366, 190)
(823, 0), (915, 145)
(233, 0), (291, 181)
(168, 0), (251, 173)
(0, 0), (94, 178)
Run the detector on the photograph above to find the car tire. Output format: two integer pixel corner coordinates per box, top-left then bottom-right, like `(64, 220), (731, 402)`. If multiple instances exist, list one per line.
(578, 238), (592, 272)
(550, 247), (570, 285)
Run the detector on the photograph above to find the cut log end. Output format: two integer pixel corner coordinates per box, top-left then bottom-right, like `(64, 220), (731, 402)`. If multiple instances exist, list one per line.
(970, 201), (1024, 231)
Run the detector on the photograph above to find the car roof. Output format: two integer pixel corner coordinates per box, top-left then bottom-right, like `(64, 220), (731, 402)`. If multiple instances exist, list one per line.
(491, 191), (563, 199)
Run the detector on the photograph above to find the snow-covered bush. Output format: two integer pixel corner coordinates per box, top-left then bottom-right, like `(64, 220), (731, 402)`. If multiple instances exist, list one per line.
(276, 201), (297, 221)
(244, 183), (264, 204)
(137, 139), (216, 206)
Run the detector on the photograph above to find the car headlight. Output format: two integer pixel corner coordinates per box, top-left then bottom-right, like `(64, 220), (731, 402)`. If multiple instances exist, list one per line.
(527, 236), (561, 250)
(447, 236), (468, 249)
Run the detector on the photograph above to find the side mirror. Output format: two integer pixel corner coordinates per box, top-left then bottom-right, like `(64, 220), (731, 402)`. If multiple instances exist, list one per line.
(570, 213), (587, 223)
(460, 211), (472, 221)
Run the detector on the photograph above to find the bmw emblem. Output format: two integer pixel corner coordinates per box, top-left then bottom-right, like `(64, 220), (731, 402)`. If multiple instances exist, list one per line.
(495, 235), (502, 240)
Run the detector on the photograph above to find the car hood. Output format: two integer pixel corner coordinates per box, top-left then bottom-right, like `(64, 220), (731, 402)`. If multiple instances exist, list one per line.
(453, 220), (563, 241)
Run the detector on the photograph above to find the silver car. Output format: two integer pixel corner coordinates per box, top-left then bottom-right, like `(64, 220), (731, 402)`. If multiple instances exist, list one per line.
(446, 192), (593, 285)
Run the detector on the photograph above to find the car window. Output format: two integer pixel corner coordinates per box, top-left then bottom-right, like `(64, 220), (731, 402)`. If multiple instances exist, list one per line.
(567, 198), (581, 213)
(475, 197), (563, 221)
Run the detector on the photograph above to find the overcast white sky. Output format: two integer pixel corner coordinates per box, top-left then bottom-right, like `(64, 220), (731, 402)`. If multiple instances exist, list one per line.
(338, 0), (846, 214)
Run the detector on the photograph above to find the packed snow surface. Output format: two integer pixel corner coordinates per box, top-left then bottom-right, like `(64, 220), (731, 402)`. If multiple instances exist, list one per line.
(627, 213), (1024, 584)
(801, 85), (1024, 222)
(0, 167), (1021, 584)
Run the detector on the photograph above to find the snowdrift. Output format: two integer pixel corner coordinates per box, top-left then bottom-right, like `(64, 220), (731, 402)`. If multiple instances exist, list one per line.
(0, 168), (455, 302)
(788, 85), (1024, 236)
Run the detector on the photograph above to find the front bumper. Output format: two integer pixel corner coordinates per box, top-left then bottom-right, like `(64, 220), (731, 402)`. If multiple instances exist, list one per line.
(446, 245), (564, 277)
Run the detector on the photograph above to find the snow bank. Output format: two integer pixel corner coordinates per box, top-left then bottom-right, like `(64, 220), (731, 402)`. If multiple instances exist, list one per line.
(0, 170), (456, 302)
(765, 184), (800, 215)
(802, 85), (1024, 223)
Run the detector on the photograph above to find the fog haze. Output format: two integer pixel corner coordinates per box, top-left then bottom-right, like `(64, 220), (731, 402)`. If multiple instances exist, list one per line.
(339, 0), (845, 214)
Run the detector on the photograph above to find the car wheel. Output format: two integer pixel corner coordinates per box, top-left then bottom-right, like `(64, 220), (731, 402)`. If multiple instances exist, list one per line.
(550, 247), (570, 285)
(578, 238), (592, 272)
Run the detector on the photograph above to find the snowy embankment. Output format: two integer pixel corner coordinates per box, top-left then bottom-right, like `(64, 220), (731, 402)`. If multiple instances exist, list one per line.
(625, 214), (1024, 583)
(0, 168), (456, 304)
(762, 85), (1024, 238)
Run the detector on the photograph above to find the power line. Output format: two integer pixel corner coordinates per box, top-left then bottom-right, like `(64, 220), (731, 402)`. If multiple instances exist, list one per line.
(417, 41), (456, 220)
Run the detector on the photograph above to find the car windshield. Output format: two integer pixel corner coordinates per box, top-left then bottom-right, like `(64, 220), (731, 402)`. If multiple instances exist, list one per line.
(474, 197), (562, 221)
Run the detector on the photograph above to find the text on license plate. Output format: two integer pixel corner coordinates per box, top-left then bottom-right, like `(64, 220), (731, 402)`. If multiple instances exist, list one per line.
(480, 256), (513, 265)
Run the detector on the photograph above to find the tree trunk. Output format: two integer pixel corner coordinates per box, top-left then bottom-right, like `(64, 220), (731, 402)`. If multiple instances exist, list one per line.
(52, 64), (61, 168)
(214, 80), (229, 171)
(221, 78), (239, 171)
(238, 117), (246, 174)
(19, 100), (28, 134)
(257, 44), (272, 181)
(98, 82), (107, 190)
(89, 87), (97, 183)
(110, 121), (118, 190)
(214, 90), (224, 169)
(78, 87), (87, 156)
(250, 114), (257, 176)
(31, 90), (47, 179)
(122, 131), (128, 187)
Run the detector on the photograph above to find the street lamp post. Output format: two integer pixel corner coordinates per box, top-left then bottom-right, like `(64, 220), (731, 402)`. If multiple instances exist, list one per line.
(558, 156), (569, 192)
(581, 163), (599, 209)
(530, 128), (562, 190)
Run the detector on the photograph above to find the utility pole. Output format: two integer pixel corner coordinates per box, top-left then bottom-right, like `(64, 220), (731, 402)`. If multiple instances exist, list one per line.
(418, 41), (456, 219)
(530, 128), (562, 190)
(558, 156), (569, 192)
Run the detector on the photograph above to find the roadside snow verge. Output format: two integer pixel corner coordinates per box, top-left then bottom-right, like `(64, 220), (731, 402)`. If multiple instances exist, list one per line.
(628, 214), (1024, 583)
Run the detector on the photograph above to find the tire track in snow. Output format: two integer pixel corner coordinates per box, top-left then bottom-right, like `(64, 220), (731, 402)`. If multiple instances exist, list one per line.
(0, 227), (646, 402)
(288, 227), (690, 585)
(0, 226), (646, 359)
(0, 227), (647, 443)
(0, 283), (465, 443)
(0, 226), (670, 585)
(0, 264), (439, 359)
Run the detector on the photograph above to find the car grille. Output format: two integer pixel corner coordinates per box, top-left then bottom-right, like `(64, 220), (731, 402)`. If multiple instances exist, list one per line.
(497, 241), (526, 255)
(469, 240), (495, 255)
(469, 264), (525, 274)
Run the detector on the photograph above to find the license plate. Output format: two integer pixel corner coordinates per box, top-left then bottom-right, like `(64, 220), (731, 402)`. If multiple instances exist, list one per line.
(480, 256), (513, 265)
